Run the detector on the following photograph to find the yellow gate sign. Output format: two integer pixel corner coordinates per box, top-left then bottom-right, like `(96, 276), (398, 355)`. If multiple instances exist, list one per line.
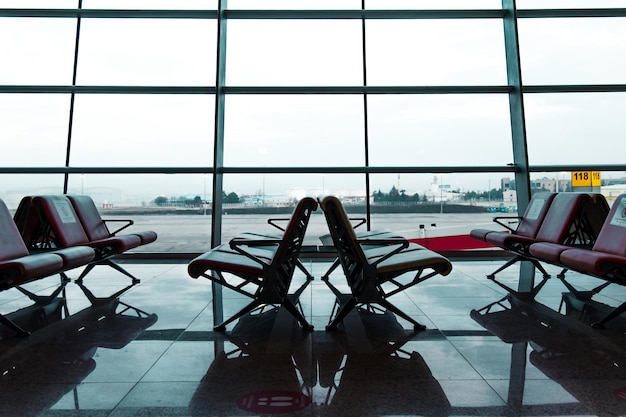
(571, 171), (601, 188)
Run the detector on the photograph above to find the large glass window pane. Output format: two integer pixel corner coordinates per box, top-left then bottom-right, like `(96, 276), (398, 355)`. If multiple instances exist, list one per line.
(222, 173), (365, 244)
(77, 19), (216, 86)
(226, 20), (363, 86)
(370, 172), (516, 251)
(525, 93), (626, 165)
(366, 0), (501, 8)
(366, 19), (507, 86)
(83, 0), (217, 8)
(0, 94), (70, 167)
(0, 1), (76, 8)
(367, 95), (512, 166)
(223, 95), (364, 167)
(0, 175), (65, 210)
(66, 174), (212, 252)
(518, 17), (626, 85)
(70, 95), (214, 166)
(517, 0), (626, 8)
(229, 0), (359, 8)
(0, 18), (76, 85)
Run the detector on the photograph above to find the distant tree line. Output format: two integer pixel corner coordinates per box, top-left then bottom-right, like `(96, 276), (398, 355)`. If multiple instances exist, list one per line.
(374, 186), (504, 203)
(373, 186), (426, 203)
(153, 191), (240, 207)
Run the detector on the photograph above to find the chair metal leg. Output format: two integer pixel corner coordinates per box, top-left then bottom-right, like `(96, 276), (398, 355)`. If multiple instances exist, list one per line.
(326, 296), (357, 331)
(591, 300), (626, 329)
(0, 314), (30, 337)
(282, 298), (313, 331)
(213, 299), (262, 332)
(76, 260), (141, 284)
(377, 298), (426, 331)
(321, 259), (341, 281)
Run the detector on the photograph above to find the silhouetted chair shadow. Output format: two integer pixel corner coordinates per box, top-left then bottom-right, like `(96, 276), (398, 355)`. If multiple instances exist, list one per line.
(188, 197), (318, 331)
(0, 293), (157, 416)
(314, 309), (451, 417)
(471, 293), (626, 417)
(189, 307), (313, 416)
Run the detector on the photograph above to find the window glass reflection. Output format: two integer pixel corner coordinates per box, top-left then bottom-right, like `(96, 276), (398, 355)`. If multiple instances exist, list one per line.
(525, 93), (626, 165)
(70, 95), (214, 166)
(518, 18), (626, 85)
(226, 20), (363, 86)
(77, 19), (216, 86)
(368, 95), (512, 166)
(0, 175), (65, 210)
(66, 174), (212, 252)
(366, 19), (507, 86)
(0, 18), (76, 85)
(83, 0), (217, 8)
(224, 95), (364, 167)
(0, 94), (70, 167)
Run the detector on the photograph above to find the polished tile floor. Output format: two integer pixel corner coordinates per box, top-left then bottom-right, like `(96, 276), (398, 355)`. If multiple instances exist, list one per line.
(2, 258), (626, 417)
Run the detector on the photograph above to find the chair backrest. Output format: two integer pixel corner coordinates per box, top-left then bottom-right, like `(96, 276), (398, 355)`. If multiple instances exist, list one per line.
(32, 195), (91, 248)
(67, 195), (112, 241)
(0, 199), (30, 261)
(515, 192), (557, 237)
(318, 195), (368, 291)
(12, 196), (43, 249)
(534, 192), (591, 244)
(266, 197), (318, 290)
(572, 193), (610, 246)
(591, 194), (626, 257)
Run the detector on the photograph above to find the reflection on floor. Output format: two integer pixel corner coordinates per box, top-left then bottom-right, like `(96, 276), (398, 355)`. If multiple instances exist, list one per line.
(1, 259), (626, 416)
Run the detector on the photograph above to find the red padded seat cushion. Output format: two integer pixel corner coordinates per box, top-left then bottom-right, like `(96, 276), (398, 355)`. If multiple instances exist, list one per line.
(53, 246), (96, 270)
(528, 242), (570, 264)
(560, 249), (626, 279)
(0, 253), (64, 286)
(188, 244), (273, 278)
(90, 234), (142, 254)
(0, 200), (30, 261)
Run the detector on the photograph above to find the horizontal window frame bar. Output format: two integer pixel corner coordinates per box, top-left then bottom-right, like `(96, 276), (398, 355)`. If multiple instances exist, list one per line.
(0, 9), (218, 18)
(523, 85), (626, 93)
(4, 85), (626, 94)
(0, 86), (216, 94)
(0, 166), (514, 175)
(2, 8), (626, 19)
(3, 165), (625, 175)
(517, 8), (626, 18)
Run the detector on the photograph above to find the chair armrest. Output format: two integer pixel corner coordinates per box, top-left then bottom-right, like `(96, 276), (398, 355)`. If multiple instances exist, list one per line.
(492, 216), (521, 232)
(267, 218), (290, 232)
(103, 219), (134, 235)
(348, 217), (367, 229)
(356, 236), (408, 246)
(357, 237), (409, 266)
(230, 235), (281, 247)
(229, 236), (279, 265)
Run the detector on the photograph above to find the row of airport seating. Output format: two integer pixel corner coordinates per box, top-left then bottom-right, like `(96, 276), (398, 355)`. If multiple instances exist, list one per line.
(188, 195), (453, 332)
(0, 194), (157, 336)
(471, 191), (626, 328)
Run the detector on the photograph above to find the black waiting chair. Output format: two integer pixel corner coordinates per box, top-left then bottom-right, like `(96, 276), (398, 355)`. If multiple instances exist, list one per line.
(318, 195), (452, 331)
(188, 197), (318, 331)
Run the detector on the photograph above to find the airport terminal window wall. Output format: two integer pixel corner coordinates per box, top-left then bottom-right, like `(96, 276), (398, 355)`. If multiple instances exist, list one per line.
(1, 1), (626, 254)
